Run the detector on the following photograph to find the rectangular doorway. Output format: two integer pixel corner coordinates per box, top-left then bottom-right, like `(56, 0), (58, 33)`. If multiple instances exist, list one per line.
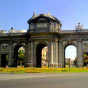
(1, 54), (8, 67)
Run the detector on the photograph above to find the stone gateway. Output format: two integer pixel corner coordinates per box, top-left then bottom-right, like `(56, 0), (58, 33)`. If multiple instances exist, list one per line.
(0, 13), (87, 68)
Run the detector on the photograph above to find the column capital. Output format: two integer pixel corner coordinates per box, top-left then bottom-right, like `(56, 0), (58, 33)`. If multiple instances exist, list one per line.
(9, 41), (13, 44)
(77, 39), (82, 42)
(59, 40), (63, 43)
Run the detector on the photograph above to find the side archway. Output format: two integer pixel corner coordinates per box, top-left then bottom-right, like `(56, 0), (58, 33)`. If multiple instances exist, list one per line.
(63, 42), (77, 68)
(13, 44), (25, 67)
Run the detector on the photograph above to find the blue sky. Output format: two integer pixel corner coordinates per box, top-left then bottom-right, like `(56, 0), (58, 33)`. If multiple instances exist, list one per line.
(0, 0), (87, 59)
(0, 0), (88, 31)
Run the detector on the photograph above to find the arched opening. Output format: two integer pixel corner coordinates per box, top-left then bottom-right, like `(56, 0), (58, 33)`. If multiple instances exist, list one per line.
(64, 45), (77, 68)
(13, 45), (25, 67)
(36, 44), (48, 68)
(83, 53), (88, 67)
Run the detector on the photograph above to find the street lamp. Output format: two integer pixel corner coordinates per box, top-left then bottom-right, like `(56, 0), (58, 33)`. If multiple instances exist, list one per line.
(68, 58), (70, 72)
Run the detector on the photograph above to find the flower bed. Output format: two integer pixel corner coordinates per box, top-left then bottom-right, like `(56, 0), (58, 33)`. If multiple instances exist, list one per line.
(0, 67), (88, 73)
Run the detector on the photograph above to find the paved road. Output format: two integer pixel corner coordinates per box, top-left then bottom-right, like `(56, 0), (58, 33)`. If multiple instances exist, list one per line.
(0, 73), (88, 88)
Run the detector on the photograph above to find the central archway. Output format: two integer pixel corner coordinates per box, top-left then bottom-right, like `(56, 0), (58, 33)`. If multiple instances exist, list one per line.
(36, 44), (48, 68)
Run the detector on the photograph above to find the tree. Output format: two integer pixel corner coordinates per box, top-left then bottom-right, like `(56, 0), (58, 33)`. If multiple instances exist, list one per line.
(84, 53), (88, 66)
(18, 48), (25, 65)
(73, 58), (77, 66)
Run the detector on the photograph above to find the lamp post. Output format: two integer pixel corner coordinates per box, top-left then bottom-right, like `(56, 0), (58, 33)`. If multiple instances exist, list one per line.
(68, 58), (70, 72)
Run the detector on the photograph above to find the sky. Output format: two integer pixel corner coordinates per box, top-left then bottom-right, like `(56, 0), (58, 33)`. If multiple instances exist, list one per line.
(0, 0), (88, 31)
(0, 0), (87, 59)
(65, 45), (76, 60)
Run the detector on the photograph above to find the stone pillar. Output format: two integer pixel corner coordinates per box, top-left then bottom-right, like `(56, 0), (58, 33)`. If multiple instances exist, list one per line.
(53, 40), (59, 67)
(48, 40), (59, 68)
(30, 41), (34, 67)
(8, 42), (13, 67)
(77, 40), (83, 67)
(24, 42), (28, 66)
(0, 44), (1, 67)
(48, 41), (53, 67)
(48, 42), (51, 67)
(26, 41), (34, 67)
(33, 41), (36, 67)
(58, 41), (64, 68)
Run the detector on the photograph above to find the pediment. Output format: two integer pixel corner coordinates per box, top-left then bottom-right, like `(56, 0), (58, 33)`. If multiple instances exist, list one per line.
(32, 16), (50, 23)
(28, 15), (51, 24)
(37, 18), (47, 21)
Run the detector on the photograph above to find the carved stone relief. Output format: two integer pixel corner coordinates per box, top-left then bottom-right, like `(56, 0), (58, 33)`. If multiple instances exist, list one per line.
(1, 44), (8, 51)
(83, 41), (88, 48)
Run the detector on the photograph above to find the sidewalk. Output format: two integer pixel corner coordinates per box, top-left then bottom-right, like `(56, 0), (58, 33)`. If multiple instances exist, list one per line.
(0, 72), (82, 81)
(0, 73), (55, 81)
(0, 73), (69, 81)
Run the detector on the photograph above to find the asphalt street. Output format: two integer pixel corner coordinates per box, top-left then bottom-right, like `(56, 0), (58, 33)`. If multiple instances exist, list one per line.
(0, 73), (88, 88)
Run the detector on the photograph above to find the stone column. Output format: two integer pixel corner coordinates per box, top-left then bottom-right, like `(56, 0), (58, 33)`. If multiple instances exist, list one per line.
(58, 41), (64, 68)
(53, 40), (59, 67)
(48, 42), (51, 67)
(30, 41), (34, 67)
(77, 40), (83, 67)
(48, 40), (59, 68)
(33, 41), (37, 67)
(8, 42), (13, 67)
(26, 41), (34, 67)
(25, 42), (28, 66)
(48, 41), (54, 67)
(0, 44), (1, 67)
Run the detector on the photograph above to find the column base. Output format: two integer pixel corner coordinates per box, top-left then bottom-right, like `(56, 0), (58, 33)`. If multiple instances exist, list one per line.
(8, 62), (12, 67)
(77, 63), (83, 68)
(25, 63), (34, 67)
(49, 63), (58, 68)
(58, 63), (63, 68)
